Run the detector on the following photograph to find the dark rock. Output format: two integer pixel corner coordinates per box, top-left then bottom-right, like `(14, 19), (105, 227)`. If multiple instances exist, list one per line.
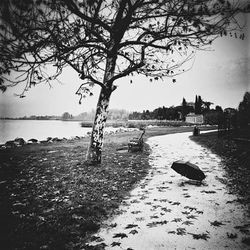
(28, 138), (38, 143)
(5, 140), (16, 148)
(52, 137), (63, 142)
(14, 137), (25, 146)
(40, 140), (48, 143)
(46, 137), (52, 142)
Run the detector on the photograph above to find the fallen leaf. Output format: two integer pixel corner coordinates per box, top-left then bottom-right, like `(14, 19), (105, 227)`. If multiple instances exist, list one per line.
(146, 220), (168, 228)
(136, 217), (145, 221)
(182, 220), (194, 226)
(209, 220), (225, 227)
(195, 210), (203, 214)
(176, 228), (186, 235)
(168, 231), (176, 234)
(184, 206), (196, 211)
(113, 233), (128, 239)
(159, 199), (168, 202)
(130, 199), (140, 203)
(172, 218), (182, 223)
(129, 229), (138, 235)
(152, 205), (161, 209)
(189, 233), (210, 240)
(161, 207), (171, 213)
(111, 241), (121, 247)
(187, 215), (198, 220)
(131, 210), (141, 214)
(172, 202), (181, 206)
(201, 190), (216, 194)
(227, 232), (237, 239)
(125, 224), (138, 229)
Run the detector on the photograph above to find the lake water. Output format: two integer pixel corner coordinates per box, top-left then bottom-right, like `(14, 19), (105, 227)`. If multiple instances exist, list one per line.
(0, 120), (137, 144)
(0, 120), (136, 144)
(0, 120), (93, 144)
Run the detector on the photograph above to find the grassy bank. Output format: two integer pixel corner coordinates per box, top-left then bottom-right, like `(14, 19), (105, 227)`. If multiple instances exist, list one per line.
(0, 126), (214, 249)
(190, 128), (250, 211)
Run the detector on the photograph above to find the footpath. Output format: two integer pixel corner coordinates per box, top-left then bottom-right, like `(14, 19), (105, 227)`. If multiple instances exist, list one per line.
(86, 132), (250, 250)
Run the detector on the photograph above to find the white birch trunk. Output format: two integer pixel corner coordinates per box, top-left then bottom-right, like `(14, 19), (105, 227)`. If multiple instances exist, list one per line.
(86, 56), (116, 164)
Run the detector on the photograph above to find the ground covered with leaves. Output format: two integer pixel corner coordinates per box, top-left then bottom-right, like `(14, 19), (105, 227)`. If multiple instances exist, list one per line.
(0, 126), (206, 250)
(191, 127), (250, 210)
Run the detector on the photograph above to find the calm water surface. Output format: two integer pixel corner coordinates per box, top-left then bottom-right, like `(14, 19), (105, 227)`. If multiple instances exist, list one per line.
(0, 120), (91, 144)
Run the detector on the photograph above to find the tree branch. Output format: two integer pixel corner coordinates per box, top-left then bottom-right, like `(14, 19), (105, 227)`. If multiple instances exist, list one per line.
(62, 0), (112, 33)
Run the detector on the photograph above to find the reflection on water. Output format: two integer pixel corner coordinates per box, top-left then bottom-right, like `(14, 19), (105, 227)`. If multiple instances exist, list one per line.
(88, 132), (250, 250)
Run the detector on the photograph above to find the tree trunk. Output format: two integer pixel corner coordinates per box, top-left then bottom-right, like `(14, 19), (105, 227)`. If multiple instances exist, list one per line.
(86, 56), (116, 164)
(86, 86), (112, 164)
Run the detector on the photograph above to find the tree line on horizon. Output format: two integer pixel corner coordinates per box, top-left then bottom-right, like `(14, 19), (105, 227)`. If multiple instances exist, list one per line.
(62, 92), (249, 126)
(5, 92), (249, 128)
(66, 91), (249, 129)
(129, 92), (250, 128)
(129, 94), (219, 122)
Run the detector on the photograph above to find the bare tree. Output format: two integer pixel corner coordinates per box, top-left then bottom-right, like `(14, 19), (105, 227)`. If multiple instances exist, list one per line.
(0, 0), (248, 163)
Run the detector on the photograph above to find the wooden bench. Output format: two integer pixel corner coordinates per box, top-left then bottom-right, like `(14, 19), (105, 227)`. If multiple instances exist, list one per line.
(128, 128), (145, 152)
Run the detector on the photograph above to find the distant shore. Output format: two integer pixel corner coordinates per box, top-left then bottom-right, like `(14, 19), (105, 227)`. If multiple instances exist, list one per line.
(0, 117), (199, 127)
(0, 117), (84, 122)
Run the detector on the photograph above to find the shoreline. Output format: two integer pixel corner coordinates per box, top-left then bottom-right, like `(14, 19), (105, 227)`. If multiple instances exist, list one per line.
(0, 118), (209, 145)
(0, 126), (140, 148)
(0, 124), (215, 149)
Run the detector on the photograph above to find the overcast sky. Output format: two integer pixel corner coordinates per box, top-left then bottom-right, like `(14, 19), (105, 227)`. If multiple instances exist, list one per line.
(0, 14), (249, 118)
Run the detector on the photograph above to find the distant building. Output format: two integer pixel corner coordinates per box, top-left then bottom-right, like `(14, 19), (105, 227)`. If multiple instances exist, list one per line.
(185, 113), (204, 124)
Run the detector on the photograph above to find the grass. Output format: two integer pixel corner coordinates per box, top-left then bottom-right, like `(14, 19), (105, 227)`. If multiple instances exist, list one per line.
(0, 126), (215, 249)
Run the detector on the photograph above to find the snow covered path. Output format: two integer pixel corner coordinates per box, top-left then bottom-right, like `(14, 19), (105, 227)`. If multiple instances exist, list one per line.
(87, 132), (250, 250)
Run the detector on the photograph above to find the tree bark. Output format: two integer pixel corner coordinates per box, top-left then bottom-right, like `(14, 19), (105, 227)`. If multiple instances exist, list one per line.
(86, 86), (112, 164)
(86, 56), (116, 164)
